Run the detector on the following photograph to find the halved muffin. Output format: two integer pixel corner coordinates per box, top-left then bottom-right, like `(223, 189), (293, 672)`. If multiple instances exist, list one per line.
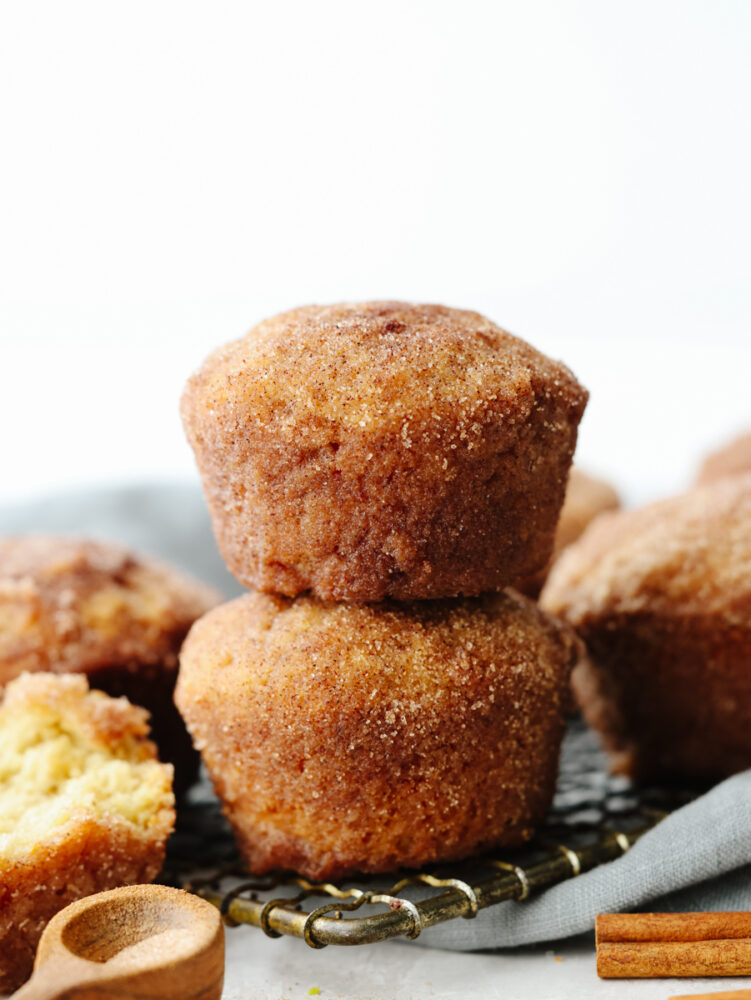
(0, 534), (220, 792)
(0, 672), (175, 992)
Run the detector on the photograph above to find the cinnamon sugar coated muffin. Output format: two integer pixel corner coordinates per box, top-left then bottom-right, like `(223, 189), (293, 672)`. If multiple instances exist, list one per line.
(181, 302), (588, 601)
(0, 672), (175, 992)
(696, 429), (751, 484)
(516, 467), (620, 597)
(176, 590), (580, 879)
(550, 468), (621, 554)
(0, 535), (220, 792)
(541, 474), (751, 782)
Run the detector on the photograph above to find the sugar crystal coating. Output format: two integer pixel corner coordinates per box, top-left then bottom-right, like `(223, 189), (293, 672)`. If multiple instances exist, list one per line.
(176, 589), (580, 879)
(542, 474), (751, 781)
(181, 301), (588, 601)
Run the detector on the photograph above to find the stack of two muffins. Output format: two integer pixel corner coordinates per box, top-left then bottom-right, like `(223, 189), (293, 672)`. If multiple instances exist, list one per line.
(177, 302), (588, 879)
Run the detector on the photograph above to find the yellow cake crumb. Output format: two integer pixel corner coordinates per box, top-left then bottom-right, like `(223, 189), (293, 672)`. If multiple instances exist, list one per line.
(0, 672), (175, 992)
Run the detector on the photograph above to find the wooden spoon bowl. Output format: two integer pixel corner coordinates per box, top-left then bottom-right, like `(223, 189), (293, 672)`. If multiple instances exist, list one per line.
(13, 884), (225, 1000)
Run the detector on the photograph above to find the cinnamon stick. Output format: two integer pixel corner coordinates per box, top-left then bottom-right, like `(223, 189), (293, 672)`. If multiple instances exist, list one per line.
(596, 913), (751, 979)
(670, 991), (751, 999)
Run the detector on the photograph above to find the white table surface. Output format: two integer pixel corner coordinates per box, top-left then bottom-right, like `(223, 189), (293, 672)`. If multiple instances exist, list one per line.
(222, 924), (750, 1000)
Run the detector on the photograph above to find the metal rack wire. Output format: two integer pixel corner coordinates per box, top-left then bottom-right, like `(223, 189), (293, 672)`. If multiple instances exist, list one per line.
(162, 719), (696, 948)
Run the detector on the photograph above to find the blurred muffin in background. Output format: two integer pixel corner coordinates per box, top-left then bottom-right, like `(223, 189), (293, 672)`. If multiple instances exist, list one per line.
(695, 429), (751, 485)
(516, 467), (620, 598)
(541, 474), (751, 783)
(0, 534), (219, 793)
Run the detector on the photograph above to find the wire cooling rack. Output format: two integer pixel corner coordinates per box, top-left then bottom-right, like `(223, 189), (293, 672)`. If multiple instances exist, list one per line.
(161, 719), (696, 948)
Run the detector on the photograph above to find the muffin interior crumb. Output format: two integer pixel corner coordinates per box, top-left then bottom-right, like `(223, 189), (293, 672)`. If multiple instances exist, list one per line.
(0, 687), (172, 858)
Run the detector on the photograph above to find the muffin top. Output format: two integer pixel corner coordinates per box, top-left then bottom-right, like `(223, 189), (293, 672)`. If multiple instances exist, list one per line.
(553, 468), (620, 553)
(542, 473), (751, 622)
(0, 535), (219, 681)
(180, 587), (580, 703)
(696, 429), (751, 485)
(182, 301), (587, 437)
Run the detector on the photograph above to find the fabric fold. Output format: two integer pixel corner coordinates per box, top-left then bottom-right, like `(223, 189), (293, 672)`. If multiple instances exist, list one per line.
(416, 770), (751, 949)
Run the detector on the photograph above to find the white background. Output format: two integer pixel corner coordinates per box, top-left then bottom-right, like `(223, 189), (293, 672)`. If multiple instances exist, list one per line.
(1, 0), (750, 508)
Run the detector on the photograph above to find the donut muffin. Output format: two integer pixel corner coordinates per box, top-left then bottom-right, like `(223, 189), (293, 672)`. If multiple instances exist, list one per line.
(696, 429), (751, 485)
(516, 467), (620, 597)
(176, 590), (580, 879)
(0, 535), (219, 792)
(0, 672), (175, 992)
(541, 474), (751, 782)
(181, 302), (588, 602)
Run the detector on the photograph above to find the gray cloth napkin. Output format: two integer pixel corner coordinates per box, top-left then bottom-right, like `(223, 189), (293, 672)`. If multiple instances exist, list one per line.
(0, 481), (243, 599)
(2, 482), (750, 950)
(418, 771), (751, 950)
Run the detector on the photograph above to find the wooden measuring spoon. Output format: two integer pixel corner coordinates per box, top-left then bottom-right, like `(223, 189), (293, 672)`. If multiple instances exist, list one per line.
(12, 884), (225, 1000)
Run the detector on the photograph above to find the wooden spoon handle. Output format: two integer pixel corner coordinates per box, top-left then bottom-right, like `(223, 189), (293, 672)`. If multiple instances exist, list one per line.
(11, 885), (225, 1000)
(12, 963), (86, 1000)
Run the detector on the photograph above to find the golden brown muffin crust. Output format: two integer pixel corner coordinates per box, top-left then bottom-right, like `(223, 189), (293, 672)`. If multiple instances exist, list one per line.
(176, 589), (580, 879)
(0, 534), (219, 791)
(187, 301), (581, 430)
(541, 475), (751, 781)
(0, 817), (169, 993)
(0, 673), (175, 992)
(0, 535), (218, 679)
(543, 476), (751, 621)
(181, 301), (588, 601)
(1, 668), (156, 751)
